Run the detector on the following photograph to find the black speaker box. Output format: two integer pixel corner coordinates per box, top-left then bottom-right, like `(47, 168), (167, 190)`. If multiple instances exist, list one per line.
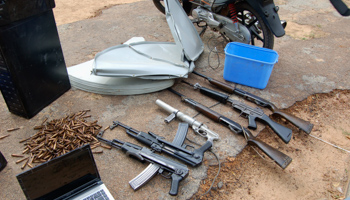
(0, 1), (71, 119)
(0, 151), (7, 172)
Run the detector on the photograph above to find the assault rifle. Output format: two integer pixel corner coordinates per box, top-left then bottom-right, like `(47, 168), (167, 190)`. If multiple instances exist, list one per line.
(110, 121), (212, 167)
(97, 129), (189, 196)
(192, 71), (314, 134)
(164, 89), (292, 169)
(182, 80), (292, 144)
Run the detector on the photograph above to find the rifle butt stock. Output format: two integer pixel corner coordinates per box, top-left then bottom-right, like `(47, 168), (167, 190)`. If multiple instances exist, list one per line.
(232, 125), (292, 169)
(247, 138), (292, 169)
(330, 0), (350, 16)
(272, 110), (314, 134)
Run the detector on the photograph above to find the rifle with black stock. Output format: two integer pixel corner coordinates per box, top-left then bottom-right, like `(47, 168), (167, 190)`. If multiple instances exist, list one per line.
(110, 120), (212, 167)
(96, 128), (189, 196)
(192, 70), (314, 134)
(167, 88), (292, 169)
(182, 80), (292, 144)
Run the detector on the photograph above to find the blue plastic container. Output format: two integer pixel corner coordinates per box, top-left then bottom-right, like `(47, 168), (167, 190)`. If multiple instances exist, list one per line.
(223, 42), (278, 89)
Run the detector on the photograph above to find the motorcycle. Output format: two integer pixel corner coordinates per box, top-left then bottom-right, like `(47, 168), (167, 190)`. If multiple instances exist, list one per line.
(153, 0), (287, 49)
(153, 0), (350, 49)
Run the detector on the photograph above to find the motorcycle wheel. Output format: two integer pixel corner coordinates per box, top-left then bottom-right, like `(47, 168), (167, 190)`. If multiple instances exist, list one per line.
(153, 0), (167, 14)
(233, 2), (274, 49)
(153, 0), (193, 15)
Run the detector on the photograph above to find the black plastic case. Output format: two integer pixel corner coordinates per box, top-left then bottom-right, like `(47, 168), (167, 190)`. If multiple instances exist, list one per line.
(0, 1), (70, 119)
(0, 151), (7, 172)
(0, 0), (55, 25)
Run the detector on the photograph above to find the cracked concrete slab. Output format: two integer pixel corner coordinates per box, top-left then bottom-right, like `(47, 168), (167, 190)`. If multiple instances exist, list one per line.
(0, 0), (349, 199)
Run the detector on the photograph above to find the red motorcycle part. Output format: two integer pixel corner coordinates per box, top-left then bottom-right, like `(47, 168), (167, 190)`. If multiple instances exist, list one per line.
(228, 3), (238, 23)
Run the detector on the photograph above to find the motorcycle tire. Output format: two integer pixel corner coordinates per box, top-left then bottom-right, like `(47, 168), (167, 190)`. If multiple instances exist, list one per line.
(233, 2), (274, 49)
(153, 0), (166, 14)
(152, 0), (274, 49)
(153, 0), (194, 15)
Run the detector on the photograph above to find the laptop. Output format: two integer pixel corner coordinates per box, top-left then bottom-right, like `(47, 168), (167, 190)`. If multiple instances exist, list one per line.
(16, 144), (115, 200)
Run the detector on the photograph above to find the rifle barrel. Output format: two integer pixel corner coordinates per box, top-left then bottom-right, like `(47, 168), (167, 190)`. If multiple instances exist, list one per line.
(192, 71), (210, 80)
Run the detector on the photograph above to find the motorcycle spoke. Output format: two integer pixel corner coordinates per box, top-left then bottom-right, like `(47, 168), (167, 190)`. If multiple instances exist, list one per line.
(246, 18), (258, 28)
(237, 11), (265, 45)
(237, 12), (257, 27)
(236, 12), (245, 24)
(251, 28), (264, 42)
(234, 2), (274, 48)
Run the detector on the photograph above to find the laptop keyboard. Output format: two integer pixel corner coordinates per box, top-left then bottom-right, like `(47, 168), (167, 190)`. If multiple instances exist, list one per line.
(83, 189), (110, 200)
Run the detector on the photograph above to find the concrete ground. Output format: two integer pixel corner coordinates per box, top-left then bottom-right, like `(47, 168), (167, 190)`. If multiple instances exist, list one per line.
(0, 0), (349, 199)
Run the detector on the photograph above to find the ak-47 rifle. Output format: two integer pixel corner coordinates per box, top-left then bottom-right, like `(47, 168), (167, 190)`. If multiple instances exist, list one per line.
(110, 121), (212, 167)
(97, 129), (189, 196)
(182, 80), (292, 144)
(192, 71), (314, 134)
(165, 89), (292, 169)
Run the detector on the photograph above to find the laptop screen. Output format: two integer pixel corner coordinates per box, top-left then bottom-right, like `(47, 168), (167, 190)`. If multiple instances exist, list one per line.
(16, 145), (100, 200)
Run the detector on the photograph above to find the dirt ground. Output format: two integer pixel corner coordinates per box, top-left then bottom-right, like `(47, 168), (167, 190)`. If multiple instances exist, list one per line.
(50, 0), (349, 199)
(53, 0), (144, 25)
(193, 90), (350, 199)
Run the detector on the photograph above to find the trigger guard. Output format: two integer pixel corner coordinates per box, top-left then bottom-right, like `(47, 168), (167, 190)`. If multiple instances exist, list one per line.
(192, 124), (207, 137)
(191, 124), (200, 133)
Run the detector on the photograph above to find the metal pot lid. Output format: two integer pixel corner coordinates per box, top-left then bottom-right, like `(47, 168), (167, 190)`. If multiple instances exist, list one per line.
(164, 0), (204, 61)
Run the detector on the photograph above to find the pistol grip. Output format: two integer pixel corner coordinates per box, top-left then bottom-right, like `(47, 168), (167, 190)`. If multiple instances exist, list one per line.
(261, 115), (292, 144)
(169, 173), (182, 196)
(247, 116), (257, 130)
(194, 141), (212, 159)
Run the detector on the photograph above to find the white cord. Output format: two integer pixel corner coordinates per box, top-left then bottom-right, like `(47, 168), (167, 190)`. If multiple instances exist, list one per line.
(309, 134), (350, 153)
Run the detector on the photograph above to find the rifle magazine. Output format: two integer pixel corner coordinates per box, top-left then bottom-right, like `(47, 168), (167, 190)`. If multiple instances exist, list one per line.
(129, 164), (160, 190)
(172, 123), (189, 146)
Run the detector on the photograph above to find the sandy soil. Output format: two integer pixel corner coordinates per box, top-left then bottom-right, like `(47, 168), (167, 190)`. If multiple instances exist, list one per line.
(52, 0), (350, 199)
(194, 90), (350, 199)
(53, 0), (144, 25)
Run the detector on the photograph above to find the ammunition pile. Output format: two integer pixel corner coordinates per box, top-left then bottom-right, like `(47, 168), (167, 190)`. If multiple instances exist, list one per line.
(15, 110), (103, 169)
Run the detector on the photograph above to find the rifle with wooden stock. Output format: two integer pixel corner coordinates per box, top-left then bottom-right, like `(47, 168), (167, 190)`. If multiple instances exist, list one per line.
(182, 80), (292, 144)
(167, 88), (292, 169)
(192, 71), (314, 134)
